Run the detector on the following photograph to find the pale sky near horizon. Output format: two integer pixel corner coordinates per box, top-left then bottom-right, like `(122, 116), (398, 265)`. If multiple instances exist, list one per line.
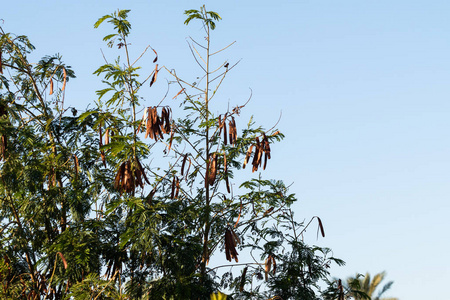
(3, 1), (450, 299)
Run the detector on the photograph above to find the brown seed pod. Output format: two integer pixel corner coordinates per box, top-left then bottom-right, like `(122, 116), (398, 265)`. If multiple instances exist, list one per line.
(208, 153), (218, 186)
(49, 78), (54, 95)
(224, 153), (231, 193)
(150, 64), (158, 87)
(229, 117), (237, 145)
(137, 158), (150, 185)
(123, 161), (134, 193)
(164, 107), (171, 133)
(100, 151), (106, 167)
(172, 88), (185, 99)
(263, 206), (274, 217)
(251, 137), (262, 172)
(161, 107), (168, 134)
(151, 107), (163, 140)
(240, 266), (247, 292)
(230, 228), (241, 245)
(134, 165), (144, 189)
(145, 107), (152, 139)
(175, 176), (180, 199)
(114, 162), (126, 192)
(99, 124), (103, 147)
(167, 129), (174, 153)
(104, 129), (110, 145)
(152, 48), (158, 63)
(262, 134), (271, 170)
(218, 115), (223, 133)
(57, 252), (68, 270)
(234, 199), (242, 228)
(0, 135), (6, 161)
(184, 157), (191, 180)
(146, 188), (156, 205)
(0, 51), (2, 74)
(243, 145), (254, 169)
(317, 217), (325, 238)
(265, 255), (273, 281)
(181, 154), (188, 176)
(228, 119), (233, 145)
(224, 229), (239, 263)
(171, 175), (176, 199)
(62, 68), (67, 91)
(74, 155), (79, 176)
(138, 107), (148, 133)
(223, 116), (228, 145)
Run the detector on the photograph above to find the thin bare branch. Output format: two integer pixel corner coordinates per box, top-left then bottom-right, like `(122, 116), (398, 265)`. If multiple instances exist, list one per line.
(209, 59), (241, 83)
(211, 40), (236, 56)
(131, 45), (151, 66)
(187, 41), (207, 73)
(188, 36), (207, 50)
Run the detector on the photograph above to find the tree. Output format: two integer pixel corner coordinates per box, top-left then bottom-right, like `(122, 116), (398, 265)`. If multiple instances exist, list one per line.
(0, 6), (344, 299)
(347, 272), (398, 300)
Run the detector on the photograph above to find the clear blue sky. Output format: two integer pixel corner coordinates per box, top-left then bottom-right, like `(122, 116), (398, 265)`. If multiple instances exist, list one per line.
(3, 1), (450, 299)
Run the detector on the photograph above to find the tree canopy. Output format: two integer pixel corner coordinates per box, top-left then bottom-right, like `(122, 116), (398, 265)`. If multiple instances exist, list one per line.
(0, 6), (348, 299)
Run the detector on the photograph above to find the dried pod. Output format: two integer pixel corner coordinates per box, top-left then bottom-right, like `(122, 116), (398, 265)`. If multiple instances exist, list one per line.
(57, 252), (68, 269)
(262, 134), (271, 170)
(252, 137), (263, 172)
(138, 107), (148, 133)
(218, 115), (223, 133)
(240, 266), (248, 292)
(151, 107), (163, 140)
(0, 135), (6, 161)
(224, 229), (239, 263)
(229, 117), (237, 145)
(223, 153), (231, 193)
(171, 175), (176, 199)
(145, 107), (152, 139)
(163, 108), (171, 134)
(150, 64), (158, 87)
(0, 51), (2, 74)
(114, 162), (126, 191)
(104, 129), (110, 145)
(208, 153), (218, 186)
(263, 207), (274, 217)
(74, 155), (79, 176)
(230, 228), (241, 245)
(152, 48), (158, 63)
(234, 199), (242, 228)
(49, 78), (54, 95)
(265, 255), (273, 281)
(123, 161), (134, 193)
(146, 188), (156, 205)
(160, 107), (168, 134)
(317, 217), (325, 238)
(100, 151), (106, 167)
(137, 158), (150, 185)
(62, 68), (67, 91)
(243, 145), (254, 169)
(184, 157), (192, 180)
(99, 125), (103, 147)
(223, 116), (228, 145)
(181, 154), (188, 176)
(134, 165), (144, 189)
(172, 88), (185, 99)
(167, 129), (174, 153)
(175, 176), (180, 198)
